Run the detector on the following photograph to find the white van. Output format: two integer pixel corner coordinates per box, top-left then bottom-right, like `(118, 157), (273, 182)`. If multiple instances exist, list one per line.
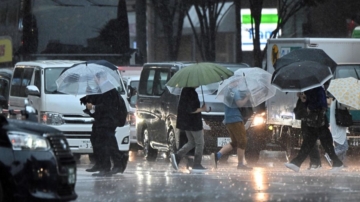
(9, 60), (131, 158)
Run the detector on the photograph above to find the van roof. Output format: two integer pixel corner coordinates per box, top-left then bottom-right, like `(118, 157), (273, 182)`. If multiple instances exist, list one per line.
(15, 60), (84, 68)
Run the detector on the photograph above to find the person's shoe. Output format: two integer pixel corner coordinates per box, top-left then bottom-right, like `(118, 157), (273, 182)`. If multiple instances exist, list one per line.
(170, 153), (179, 170)
(92, 170), (112, 177)
(285, 162), (300, 172)
(211, 153), (218, 169)
(307, 164), (321, 170)
(191, 165), (207, 173)
(324, 153), (333, 167)
(86, 165), (101, 172)
(109, 166), (125, 174)
(237, 164), (253, 170)
(330, 165), (344, 172)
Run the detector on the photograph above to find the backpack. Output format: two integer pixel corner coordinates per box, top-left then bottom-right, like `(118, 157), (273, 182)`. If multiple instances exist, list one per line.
(115, 92), (128, 127)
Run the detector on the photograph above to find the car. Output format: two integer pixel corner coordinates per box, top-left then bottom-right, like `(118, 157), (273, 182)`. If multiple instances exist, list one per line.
(122, 75), (140, 151)
(9, 60), (131, 161)
(135, 62), (266, 161)
(0, 104), (77, 201)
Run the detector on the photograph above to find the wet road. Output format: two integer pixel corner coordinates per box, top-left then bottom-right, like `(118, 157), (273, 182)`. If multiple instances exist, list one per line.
(74, 151), (360, 202)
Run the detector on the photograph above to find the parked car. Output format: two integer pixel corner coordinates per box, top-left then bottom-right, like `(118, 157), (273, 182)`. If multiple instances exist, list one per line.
(8, 60), (131, 162)
(135, 62), (267, 161)
(0, 102), (77, 201)
(122, 75), (140, 151)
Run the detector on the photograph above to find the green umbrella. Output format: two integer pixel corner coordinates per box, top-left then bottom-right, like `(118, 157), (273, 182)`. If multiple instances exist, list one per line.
(166, 62), (234, 102)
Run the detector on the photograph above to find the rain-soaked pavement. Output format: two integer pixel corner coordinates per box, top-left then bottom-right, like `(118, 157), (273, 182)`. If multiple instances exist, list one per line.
(74, 150), (360, 202)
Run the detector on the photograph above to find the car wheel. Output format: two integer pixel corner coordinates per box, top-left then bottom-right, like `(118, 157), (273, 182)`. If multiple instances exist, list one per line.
(166, 129), (177, 160)
(143, 128), (157, 161)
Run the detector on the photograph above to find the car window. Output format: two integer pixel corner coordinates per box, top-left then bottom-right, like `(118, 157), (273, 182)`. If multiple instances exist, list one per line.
(10, 67), (34, 97)
(335, 65), (360, 79)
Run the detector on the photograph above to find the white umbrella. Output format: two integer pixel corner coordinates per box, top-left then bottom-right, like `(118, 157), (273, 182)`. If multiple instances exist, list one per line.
(216, 67), (276, 108)
(327, 77), (360, 109)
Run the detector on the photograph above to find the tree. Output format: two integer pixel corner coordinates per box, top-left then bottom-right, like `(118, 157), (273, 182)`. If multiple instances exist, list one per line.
(135, 0), (147, 64)
(150, 0), (191, 61)
(187, 0), (227, 61)
(234, 0), (243, 63)
(248, 0), (325, 68)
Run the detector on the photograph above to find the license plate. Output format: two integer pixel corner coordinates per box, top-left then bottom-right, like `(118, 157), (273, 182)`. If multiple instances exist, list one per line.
(68, 167), (76, 184)
(79, 140), (92, 149)
(217, 137), (231, 147)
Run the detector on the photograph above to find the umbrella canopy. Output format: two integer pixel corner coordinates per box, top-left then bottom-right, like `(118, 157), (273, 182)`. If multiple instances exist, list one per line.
(216, 68), (276, 108)
(271, 61), (333, 93)
(273, 48), (337, 73)
(166, 62), (234, 88)
(327, 77), (360, 109)
(56, 63), (121, 95)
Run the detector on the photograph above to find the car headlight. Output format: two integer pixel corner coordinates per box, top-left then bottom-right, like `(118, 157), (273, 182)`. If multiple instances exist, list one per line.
(251, 112), (266, 127)
(7, 131), (50, 150)
(40, 112), (64, 125)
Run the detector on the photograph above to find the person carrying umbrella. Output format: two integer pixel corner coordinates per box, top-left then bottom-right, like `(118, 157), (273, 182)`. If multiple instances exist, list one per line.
(212, 80), (253, 170)
(170, 87), (209, 172)
(85, 71), (128, 176)
(285, 86), (344, 172)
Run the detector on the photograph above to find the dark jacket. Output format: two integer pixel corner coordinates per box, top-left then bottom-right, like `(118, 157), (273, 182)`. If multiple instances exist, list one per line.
(304, 87), (327, 111)
(176, 87), (203, 131)
(91, 88), (119, 131)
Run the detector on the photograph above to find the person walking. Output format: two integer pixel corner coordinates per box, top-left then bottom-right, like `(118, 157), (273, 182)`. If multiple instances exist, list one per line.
(328, 99), (349, 163)
(170, 87), (208, 172)
(294, 92), (322, 170)
(85, 71), (128, 176)
(212, 90), (252, 170)
(285, 86), (343, 172)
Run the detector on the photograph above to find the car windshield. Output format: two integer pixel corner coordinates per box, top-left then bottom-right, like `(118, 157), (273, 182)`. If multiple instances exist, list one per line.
(335, 65), (360, 79)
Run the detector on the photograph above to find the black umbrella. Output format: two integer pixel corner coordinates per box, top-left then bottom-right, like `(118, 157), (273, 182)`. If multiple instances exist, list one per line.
(271, 61), (333, 92)
(273, 48), (337, 73)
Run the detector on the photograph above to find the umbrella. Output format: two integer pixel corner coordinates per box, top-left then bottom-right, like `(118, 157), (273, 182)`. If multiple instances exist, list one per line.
(327, 77), (360, 109)
(166, 62), (234, 102)
(56, 63), (121, 95)
(215, 67), (276, 108)
(273, 48), (337, 73)
(271, 61), (333, 92)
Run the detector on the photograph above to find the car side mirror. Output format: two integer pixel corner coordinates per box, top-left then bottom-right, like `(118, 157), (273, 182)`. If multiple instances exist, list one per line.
(25, 85), (40, 96)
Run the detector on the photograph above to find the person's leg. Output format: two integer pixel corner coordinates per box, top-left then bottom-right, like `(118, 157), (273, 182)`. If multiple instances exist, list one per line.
(301, 123), (321, 167)
(290, 126), (319, 167)
(176, 131), (196, 159)
(92, 130), (112, 176)
(86, 129), (101, 172)
(192, 130), (205, 168)
(334, 140), (348, 162)
(318, 126), (343, 167)
(109, 133), (128, 174)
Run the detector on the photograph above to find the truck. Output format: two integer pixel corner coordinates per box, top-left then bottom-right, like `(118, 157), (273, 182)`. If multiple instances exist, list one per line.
(266, 38), (360, 157)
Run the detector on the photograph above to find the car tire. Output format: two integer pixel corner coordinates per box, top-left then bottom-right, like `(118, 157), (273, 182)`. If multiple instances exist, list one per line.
(143, 128), (157, 161)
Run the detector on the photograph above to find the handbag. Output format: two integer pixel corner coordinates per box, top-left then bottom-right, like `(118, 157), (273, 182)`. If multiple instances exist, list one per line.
(335, 101), (353, 127)
(305, 109), (326, 128)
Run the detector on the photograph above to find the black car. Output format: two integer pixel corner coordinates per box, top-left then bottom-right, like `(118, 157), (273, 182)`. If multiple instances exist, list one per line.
(0, 115), (77, 201)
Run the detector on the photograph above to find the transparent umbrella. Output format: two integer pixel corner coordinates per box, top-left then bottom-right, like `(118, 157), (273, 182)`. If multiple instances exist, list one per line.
(56, 63), (121, 95)
(216, 68), (276, 108)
